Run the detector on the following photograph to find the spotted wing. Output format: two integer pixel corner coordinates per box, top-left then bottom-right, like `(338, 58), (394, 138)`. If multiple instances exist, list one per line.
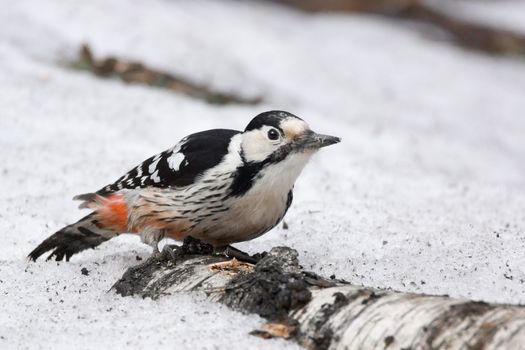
(94, 129), (240, 196)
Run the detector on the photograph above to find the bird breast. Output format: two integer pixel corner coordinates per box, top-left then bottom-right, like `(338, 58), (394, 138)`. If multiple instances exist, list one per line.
(205, 150), (313, 244)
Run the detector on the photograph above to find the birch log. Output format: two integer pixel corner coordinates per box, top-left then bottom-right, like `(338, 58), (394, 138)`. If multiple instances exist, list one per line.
(113, 246), (525, 350)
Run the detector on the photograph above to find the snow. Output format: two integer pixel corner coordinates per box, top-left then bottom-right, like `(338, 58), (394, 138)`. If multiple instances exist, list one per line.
(1, 0), (525, 348)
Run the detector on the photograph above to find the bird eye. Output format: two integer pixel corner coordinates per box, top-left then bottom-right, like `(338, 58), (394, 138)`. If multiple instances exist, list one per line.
(267, 128), (280, 141)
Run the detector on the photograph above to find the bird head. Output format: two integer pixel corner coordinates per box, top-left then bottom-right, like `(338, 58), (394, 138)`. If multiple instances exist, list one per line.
(241, 110), (340, 164)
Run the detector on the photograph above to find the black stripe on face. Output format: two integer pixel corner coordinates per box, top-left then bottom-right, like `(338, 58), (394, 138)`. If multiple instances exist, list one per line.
(228, 140), (296, 197)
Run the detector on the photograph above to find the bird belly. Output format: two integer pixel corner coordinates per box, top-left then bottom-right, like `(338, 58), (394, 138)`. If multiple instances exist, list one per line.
(196, 151), (309, 245)
(123, 175), (292, 246)
(124, 189), (194, 238)
(190, 187), (290, 246)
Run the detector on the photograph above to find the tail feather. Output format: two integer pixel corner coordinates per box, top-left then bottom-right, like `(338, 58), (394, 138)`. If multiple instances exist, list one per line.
(28, 213), (119, 261)
(73, 192), (103, 209)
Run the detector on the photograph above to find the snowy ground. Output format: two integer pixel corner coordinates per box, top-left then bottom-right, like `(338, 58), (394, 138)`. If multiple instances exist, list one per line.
(425, 0), (525, 33)
(2, 0), (525, 349)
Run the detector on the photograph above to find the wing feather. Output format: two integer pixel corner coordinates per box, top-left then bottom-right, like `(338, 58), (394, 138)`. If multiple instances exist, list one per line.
(79, 129), (240, 200)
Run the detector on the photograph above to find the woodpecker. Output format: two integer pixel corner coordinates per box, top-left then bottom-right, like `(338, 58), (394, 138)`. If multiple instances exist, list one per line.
(28, 111), (340, 262)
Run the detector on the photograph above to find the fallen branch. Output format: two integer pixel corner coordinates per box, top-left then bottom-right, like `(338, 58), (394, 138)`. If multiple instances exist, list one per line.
(113, 246), (525, 349)
(270, 0), (525, 56)
(69, 45), (262, 105)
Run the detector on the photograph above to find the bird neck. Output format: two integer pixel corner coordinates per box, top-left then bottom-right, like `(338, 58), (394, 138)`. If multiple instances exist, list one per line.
(228, 150), (313, 198)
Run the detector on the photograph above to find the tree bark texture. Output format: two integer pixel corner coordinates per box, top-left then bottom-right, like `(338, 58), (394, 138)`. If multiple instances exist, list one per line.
(112, 246), (525, 350)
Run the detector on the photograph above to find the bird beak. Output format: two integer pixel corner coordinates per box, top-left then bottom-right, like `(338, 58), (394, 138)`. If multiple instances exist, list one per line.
(298, 131), (341, 150)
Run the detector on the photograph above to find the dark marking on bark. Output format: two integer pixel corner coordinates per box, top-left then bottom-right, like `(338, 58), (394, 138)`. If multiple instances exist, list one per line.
(361, 291), (382, 305)
(113, 257), (166, 297)
(425, 301), (493, 348)
(468, 320), (501, 350)
(220, 247), (312, 321)
(301, 291), (354, 350)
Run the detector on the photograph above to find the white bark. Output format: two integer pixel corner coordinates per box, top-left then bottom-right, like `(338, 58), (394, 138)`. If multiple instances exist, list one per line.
(113, 247), (525, 350)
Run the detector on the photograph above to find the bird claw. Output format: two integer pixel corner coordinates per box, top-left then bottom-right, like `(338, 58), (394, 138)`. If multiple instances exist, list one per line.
(214, 245), (261, 264)
(159, 237), (214, 262)
(158, 238), (263, 266)
(161, 244), (182, 261)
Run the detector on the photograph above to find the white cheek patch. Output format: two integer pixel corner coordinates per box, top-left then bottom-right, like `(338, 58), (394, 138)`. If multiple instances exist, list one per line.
(167, 152), (185, 171)
(241, 130), (275, 162)
(241, 118), (310, 163)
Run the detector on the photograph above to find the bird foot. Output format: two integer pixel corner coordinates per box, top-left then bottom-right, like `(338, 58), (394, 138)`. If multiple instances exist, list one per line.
(159, 237), (264, 265)
(161, 244), (183, 261)
(213, 245), (263, 264)
(160, 236), (214, 262)
(149, 242), (166, 260)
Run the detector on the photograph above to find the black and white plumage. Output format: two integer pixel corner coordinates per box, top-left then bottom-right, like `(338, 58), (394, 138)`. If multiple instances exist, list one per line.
(29, 111), (340, 262)
(96, 129), (240, 194)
